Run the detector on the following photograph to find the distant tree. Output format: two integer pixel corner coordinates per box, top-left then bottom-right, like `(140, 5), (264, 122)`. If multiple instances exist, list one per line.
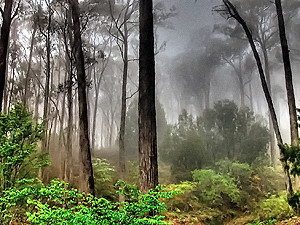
(201, 100), (269, 163)
(160, 109), (208, 182)
(138, 0), (158, 193)
(161, 101), (269, 181)
(68, 0), (94, 195)
(108, 0), (138, 182)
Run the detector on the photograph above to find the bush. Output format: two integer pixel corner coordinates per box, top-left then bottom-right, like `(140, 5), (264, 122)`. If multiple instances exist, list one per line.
(252, 192), (294, 222)
(0, 104), (49, 224)
(0, 103), (47, 191)
(192, 169), (240, 207)
(24, 179), (179, 225)
(92, 158), (117, 200)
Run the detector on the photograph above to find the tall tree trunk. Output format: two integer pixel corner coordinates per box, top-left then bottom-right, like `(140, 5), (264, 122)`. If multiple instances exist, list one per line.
(40, 9), (52, 182)
(68, 0), (95, 195)
(262, 46), (276, 165)
(0, 0), (13, 112)
(275, 0), (298, 146)
(66, 56), (73, 183)
(24, 27), (37, 106)
(222, 0), (293, 197)
(119, 20), (129, 184)
(139, 0), (158, 194)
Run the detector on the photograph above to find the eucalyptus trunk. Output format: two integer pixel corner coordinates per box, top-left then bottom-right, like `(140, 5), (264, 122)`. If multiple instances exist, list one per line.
(275, 0), (298, 146)
(68, 0), (95, 195)
(0, 0), (13, 111)
(139, 0), (158, 194)
(222, 0), (293, 197)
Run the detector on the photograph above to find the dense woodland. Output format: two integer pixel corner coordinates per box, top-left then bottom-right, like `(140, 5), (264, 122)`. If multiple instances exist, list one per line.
(1, 0), (300, 224)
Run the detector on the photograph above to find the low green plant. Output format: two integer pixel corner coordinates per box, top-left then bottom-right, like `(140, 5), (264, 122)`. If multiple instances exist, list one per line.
(253, 192), (294, 222)
(0, 104), (49, 224)
(248, 219), (276, 225)
(92, 158), (116, 200)
(24, 179), (179, 225)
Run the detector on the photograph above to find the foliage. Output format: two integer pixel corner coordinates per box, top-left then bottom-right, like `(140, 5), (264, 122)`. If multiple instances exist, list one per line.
(23, 179), (178, 225)
(92, 158), (117, 200)
(252, 192), (294, 222)
(0, 178), (44, 224)
(160, 100), (269, 182)
(160, 109), (209, 181)
(200, 100), (269, 163)
(0, 104), (47, 191)
(192, 169), (240, 207)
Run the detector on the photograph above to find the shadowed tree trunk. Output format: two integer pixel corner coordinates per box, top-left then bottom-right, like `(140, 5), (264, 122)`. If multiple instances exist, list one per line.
(221, 0), (293, 197)
(275, 0), (298, 147)
(138, 0), (158, 194)
(68, 0), (95, 195)
(0, 0), (14, 112)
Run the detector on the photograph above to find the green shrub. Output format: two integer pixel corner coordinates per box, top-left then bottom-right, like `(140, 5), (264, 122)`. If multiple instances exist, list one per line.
(165, 181), (198, 212)
(0, 104), (47, 191)
(0, 178), (44, 224)
(254, 192), (294, 222)
(0, 104), (49, 224)
(24, 179), (179, 225)
(192, 169), (240, 207)
(92, 158), (117, 200)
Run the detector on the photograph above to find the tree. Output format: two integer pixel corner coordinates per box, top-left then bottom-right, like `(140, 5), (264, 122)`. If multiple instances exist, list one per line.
(275, 0), (298, 147)
(0, 0), (15, 111)
(68, 0), (94, 195)
(125, 98), (168, 160)
(138, 0), (158, 193)
(218, 0), (293, 197)
(108, 0), (138, 182)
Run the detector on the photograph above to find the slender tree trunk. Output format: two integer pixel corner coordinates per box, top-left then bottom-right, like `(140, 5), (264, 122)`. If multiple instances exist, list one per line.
(139, 0), (158, 194)
(275, 0), (298, 146)
(119, 22), (129, 183)
(68, 0), (95, 195)
(222, 0), (293, 197)
(262, 46), (276, 165)
(42, 23), (51, 151)
(0, 0), (13, 112)
(24, 27), (37, 106)
(40, 10), (52, 182)
(66, 56), (73, 183)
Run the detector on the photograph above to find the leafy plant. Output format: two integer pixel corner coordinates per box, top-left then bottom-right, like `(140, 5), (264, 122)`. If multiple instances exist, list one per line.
(25, 179), (179, 225)
(192, 169), (240, 207)
(254, 192), (294, 222)
(0, 103), (48, 191)
(92, 158), (116, 200)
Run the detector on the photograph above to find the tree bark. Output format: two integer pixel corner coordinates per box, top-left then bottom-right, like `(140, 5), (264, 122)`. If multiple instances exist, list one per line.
(24, 26), (37, 106)
(139, 0), (158, 194)
(275, 0), (298, 146)
(0, 0), (13, 112)
(68, 0), (95, 195)
(119, 11), (129, 185)
(222, 0), (293, 197)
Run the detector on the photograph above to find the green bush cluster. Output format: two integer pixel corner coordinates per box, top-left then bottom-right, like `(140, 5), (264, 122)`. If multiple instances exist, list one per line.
(0, 178), (179, 225)
(164, 158), (286, 224)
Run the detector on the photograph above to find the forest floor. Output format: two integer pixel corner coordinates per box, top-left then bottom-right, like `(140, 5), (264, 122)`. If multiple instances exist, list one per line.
(275, 217), (300, 225)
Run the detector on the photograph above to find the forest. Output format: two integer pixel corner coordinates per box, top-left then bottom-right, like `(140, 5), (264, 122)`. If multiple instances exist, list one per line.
(0, 0), (300, 224)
